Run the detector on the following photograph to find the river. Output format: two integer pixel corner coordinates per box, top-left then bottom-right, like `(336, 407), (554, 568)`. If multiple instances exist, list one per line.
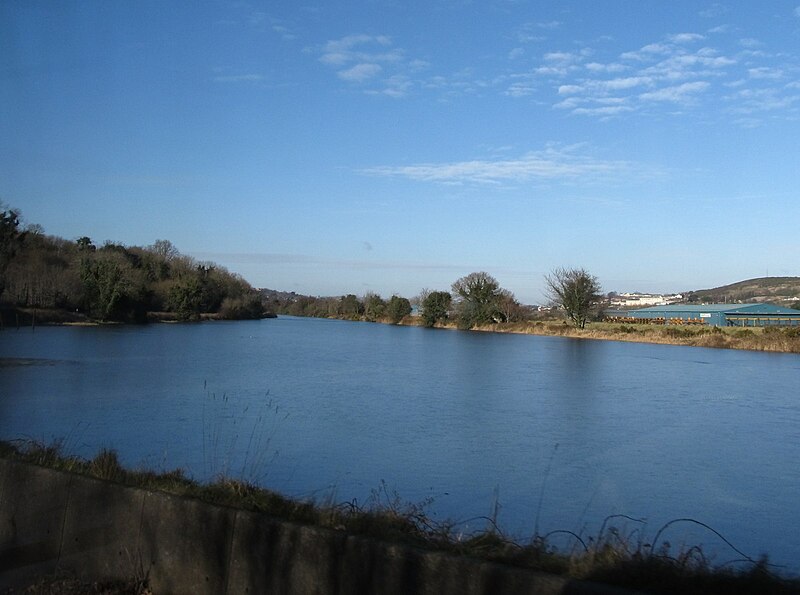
(1, 316), (798, 571)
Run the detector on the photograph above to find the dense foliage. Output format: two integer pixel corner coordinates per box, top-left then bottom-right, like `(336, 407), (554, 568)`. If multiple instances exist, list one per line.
(267, 272), (529, 330)
(420, 290), (452, 327)
(0, 206), (267, 322)
(450, 271), (526, 329)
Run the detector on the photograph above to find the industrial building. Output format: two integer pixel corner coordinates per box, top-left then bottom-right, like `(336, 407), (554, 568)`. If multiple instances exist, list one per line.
(610, 303), (800, 327)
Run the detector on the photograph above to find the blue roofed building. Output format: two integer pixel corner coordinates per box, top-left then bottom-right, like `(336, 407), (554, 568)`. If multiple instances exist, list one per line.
(615, 304), (800, 327)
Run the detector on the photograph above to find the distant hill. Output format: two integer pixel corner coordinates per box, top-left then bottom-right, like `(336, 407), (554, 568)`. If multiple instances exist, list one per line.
(684, 277), (800, 307)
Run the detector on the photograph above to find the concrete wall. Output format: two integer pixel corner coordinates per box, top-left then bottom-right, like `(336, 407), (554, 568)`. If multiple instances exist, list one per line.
(0, 459), (636, 594)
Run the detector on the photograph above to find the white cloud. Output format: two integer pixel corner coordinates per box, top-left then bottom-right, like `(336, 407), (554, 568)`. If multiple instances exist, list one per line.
(319, 34), (424, 96)
(585, 62), (627, 73)
(360, 146), (645, 185)
(639, 81), (710, 102)
(667, 33), (705, 44)
(748, 67), (784, 80)
(621, 43), (672, 61)
(794, 6), (800, 17)
(320, 35), (397, 66)
(557, 84), (582, 95)
(602, 76), (653, 91)
(544, 51), (577, 63)
(739, 37), (763, 48)
(558, 76), (653, 96)
(367, 75), (413, 98)
(338, 63), (382, 82)
(527, 29), (795, 122)
(572, 105), (634, 117)
(505, 81), (536, 97)
(708, 24), (732, 34)
(731, 88), (800, 113)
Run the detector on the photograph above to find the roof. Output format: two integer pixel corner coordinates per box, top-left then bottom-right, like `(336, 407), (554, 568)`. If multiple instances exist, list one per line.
(631, 303), (800, 315)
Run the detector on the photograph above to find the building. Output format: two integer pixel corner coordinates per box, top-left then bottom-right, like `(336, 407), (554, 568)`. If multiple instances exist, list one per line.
(609, 292), (683, 308)
(615, 303), (800, 327)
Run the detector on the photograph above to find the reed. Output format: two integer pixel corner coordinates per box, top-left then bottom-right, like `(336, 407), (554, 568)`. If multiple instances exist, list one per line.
(3, 439), (798, 594)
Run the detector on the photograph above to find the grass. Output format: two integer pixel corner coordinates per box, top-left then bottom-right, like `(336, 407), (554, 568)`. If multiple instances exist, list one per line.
(2, 439), (799, 594)
(455, 319), (800, 353)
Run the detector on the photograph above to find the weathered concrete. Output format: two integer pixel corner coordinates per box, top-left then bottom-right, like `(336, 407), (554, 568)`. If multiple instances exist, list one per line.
(139, 490), (236, 594)
(58, 471), (146, 583)
(0, 458), (71, 588)
(0, 459), (640, 594)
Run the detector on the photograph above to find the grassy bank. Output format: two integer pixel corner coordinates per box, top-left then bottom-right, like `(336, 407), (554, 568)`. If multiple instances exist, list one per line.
(2, 440), (798, 594)
(415, 319), (800, 354)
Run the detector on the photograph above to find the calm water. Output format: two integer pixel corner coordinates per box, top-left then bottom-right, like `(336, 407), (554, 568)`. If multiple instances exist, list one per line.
(1, 317), (799, 571)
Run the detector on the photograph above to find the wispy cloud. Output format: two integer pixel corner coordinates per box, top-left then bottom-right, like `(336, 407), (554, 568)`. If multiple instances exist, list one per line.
(319, 34), (421, 97)
(728, 87), (800, 113)
(360, 145), (651, 186)
(320, 34), (396, 66)
(585, 62), (627, 73)
(506, 29), (798, 124)
(747, 67), (784, 80)
(338, 63), (382, 82)
(667, 33), (706, 44)
(639, 81), (710, 102)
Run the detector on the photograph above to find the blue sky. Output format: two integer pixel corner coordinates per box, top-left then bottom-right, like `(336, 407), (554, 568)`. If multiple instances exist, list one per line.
(2, 1), (799, 303)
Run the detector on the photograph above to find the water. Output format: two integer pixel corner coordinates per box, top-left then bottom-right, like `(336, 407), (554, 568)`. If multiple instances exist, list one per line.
(1, 317), (799, 571)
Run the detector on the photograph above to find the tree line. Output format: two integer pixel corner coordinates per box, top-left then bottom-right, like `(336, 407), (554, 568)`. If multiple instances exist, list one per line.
(2, 203), (602, 327)
(0, 205), (267, 322)
(270, 269), (602, 330)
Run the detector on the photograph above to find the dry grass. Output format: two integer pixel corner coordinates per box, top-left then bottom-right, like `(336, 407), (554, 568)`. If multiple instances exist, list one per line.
(2, 440), (799, 594)
(459, 320), (800, 353)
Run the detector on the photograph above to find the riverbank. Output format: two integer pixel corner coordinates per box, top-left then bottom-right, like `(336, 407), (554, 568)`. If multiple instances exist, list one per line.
(0, 307), (276, 328)
(2, 440), (797, 595)
(6, 305), (797, 354)
(452, 320), (800, 354)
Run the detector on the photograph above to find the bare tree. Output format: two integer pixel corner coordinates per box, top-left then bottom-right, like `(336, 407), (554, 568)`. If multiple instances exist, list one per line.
(496, 288), (526, 323)
(544, 267), (602, 328)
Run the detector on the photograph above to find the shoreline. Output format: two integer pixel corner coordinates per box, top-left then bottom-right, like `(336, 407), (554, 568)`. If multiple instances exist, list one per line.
(3, 440), (798, 592)
(399, 318), (800, 354)
(5, 306), (799, 354)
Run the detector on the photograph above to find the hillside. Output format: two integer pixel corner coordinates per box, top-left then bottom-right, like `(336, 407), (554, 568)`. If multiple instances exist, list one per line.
(684, 277), (800, 307)
(1, 205), (269, 323)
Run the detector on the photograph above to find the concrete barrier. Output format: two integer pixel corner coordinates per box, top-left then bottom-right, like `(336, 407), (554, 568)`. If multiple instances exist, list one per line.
(0, 459), (638, 594)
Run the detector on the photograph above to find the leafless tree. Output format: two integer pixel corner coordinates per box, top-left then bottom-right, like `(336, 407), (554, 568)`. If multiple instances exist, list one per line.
(545, 267), (602, 328)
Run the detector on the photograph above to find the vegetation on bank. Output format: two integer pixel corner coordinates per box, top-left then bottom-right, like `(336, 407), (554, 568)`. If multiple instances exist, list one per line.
(264, 271), (531, 329)
(465, 320), (800, 354)
(2, 439), (798, 594)
(266, 284), (800, 353)
(0, 205), (269, 323)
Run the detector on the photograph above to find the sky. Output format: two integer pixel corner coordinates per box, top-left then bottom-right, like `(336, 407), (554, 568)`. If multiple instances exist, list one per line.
(2, 1), (799, 303)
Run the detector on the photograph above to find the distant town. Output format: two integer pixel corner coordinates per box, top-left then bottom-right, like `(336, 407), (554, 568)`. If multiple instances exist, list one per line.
(607, 292), (684, 308)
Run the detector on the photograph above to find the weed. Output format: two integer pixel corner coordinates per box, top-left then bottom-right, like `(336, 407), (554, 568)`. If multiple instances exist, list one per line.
(200, 383), (287, 484)
(3, 440), (799, 594)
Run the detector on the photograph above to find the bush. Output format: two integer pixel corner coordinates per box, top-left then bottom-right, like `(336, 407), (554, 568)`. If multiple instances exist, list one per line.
(219, 295), (266, 320)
